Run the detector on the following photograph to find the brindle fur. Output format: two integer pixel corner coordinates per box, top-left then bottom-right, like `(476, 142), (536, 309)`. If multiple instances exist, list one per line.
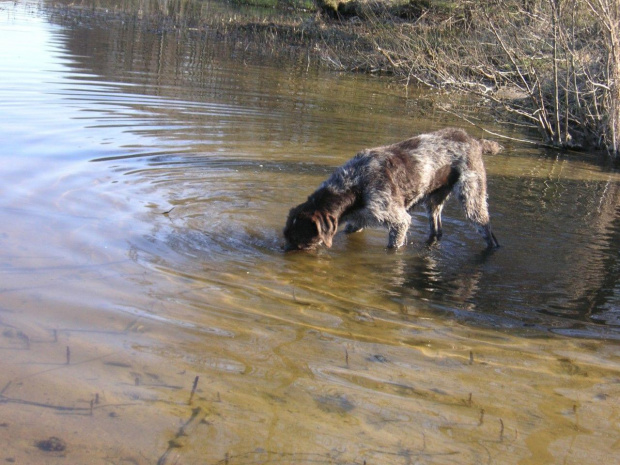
(284, 128), (501, 251)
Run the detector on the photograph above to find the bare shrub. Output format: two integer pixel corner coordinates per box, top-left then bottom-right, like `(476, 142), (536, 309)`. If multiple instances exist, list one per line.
(329, 0), (619, 157)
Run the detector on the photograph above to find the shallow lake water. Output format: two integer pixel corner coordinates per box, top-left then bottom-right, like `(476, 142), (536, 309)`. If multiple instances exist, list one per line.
(1, 1), (619, 464)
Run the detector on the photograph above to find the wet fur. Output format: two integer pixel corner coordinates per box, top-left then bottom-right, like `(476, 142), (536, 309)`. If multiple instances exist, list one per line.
(284, 128), (501, 250)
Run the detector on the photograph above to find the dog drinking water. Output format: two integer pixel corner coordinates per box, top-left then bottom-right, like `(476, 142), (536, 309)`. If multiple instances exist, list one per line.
(284, 128), (501, 251)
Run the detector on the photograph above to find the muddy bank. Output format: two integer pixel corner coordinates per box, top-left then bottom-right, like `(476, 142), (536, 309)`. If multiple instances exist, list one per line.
(44, 0), (430, 73)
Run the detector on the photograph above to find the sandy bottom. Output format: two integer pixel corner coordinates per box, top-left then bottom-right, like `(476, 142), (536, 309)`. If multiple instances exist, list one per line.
(2, 280), (619, 465)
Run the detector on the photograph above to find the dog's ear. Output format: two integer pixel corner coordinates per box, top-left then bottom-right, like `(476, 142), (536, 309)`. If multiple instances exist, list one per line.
(314, 212), (338, 248)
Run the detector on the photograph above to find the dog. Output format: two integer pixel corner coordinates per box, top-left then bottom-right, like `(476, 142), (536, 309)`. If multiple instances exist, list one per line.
(284, 128), (501, 251)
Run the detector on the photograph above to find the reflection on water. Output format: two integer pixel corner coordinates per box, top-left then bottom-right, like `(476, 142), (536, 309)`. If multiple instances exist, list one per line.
(0, 1), (619, 464)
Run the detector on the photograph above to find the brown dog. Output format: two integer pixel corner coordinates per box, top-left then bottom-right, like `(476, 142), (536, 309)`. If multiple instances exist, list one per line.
(284, 128), (501, 251)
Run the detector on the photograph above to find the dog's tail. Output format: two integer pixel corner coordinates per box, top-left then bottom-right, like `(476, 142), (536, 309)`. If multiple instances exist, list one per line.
(480, 139), (504, 155)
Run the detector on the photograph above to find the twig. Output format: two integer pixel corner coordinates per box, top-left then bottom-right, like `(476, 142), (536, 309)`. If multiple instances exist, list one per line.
(188, 376), (199, 405)
(436, 104), (555, 147)
(1, 381), (12, 396)
(377, 46), (404, 69)
(157, 407), (206, 465)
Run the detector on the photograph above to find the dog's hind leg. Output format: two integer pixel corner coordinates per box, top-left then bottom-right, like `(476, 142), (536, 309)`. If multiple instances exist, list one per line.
(457, 172), (500, 248)
(425, 188), (452, 244)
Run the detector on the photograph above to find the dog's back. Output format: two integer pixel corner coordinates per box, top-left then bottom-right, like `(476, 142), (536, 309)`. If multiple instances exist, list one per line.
(323, 128), (499, 203)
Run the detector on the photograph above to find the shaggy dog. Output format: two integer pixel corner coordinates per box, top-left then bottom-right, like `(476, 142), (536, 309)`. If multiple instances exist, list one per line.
(284, 128), (501, 251)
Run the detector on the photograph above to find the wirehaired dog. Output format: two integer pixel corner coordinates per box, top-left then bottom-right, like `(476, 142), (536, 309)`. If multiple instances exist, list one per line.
(284, 128), (501, 251)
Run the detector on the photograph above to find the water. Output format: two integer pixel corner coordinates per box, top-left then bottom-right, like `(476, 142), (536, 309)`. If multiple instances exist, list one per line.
(1, 1), (619, 464)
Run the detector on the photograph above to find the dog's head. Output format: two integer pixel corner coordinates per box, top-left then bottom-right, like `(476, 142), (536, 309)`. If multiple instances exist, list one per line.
(283, 203), (338, 251)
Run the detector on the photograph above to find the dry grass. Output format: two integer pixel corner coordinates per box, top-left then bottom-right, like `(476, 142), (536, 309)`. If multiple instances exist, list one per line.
(309, 0), (619, 156)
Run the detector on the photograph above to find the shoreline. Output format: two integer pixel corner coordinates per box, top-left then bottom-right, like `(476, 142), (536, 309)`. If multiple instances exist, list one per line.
(44, 0), (620, 160)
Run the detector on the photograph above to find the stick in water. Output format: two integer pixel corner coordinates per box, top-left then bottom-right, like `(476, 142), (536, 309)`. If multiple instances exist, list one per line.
(188, 376), (199, 405)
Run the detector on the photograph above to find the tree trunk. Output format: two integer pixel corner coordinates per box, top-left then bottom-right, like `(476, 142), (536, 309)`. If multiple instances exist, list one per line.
(610, 18), (620, 157)
(589, 0), (620, 157)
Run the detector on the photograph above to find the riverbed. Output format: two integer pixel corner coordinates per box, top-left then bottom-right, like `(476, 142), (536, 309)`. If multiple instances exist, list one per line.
(1, 1), (619, 464)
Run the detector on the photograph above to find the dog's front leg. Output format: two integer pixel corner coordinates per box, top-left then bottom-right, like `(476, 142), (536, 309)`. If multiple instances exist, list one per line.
(386, 209), (411, 248)
(386, 207), (411, 248)
(387, 222), (409, 248)
(342, 212), (363, 234)
(342, 210), (370, 234)
(344, 223), (364, 234)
